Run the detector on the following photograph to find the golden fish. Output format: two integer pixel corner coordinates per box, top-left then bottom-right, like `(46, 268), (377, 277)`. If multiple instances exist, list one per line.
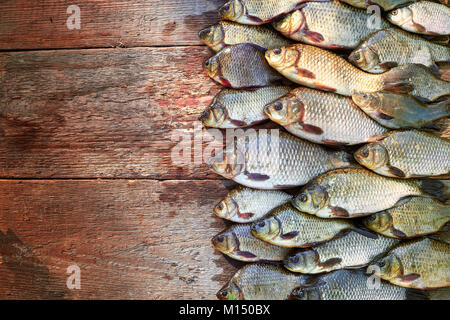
(372, 238), (450, 289)
(200, 86), (291, 128)
(264, 87), (388, 146)
(207, 129), (354, 189)
(204, 43), (283, 89)
(364, 196), (450, 238)
(212, 224), (292, 262)
(292, 168), (447, 218)
(272, 0), (389, 49)
(354, 130), (450, 178)
(198, 21), (292, 52)
(387, 1), (450, 36)
(214, 186), (292, 223)
(349, 28), (450, 73)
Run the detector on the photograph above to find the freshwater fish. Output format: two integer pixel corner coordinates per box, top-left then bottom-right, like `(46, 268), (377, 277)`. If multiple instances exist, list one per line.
(204, 43), (283, 89)
(272, 0), (389, 49)
(284, 231), (399, 273)
(200, 86), (291, 128)
(198, 21), (293, 52)
(372, 238), (450, 289)
(354, 130), (450, 178)
(340, 0), (419, 11)
(349, 28), (450, 73)
(264, 87), (388, 146)
(363, 197), (450, 238)
(207, 129), (354, 189)
(214, 186), (292, 223)
(292, 168), (447, 218)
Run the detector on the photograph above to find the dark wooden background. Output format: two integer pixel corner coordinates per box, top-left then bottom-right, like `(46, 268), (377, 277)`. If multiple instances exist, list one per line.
(0, 0), (245, 299)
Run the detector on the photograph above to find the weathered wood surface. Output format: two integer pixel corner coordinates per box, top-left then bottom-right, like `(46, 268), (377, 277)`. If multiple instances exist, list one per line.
(0, 46), (226, 179)
(0, 0), (223, 50)
(0, 179), (244, 299)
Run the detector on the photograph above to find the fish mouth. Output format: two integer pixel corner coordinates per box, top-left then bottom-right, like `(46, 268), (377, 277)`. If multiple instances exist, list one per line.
(198, 28), (210, 42)
(199, 109), (210, 122)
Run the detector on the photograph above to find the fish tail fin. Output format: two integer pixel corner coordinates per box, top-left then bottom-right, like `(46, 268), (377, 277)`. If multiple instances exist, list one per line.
(418, 179), (449, 202)
(428, 117), (450, 140)
(405, 288), (430, 300)
(328, 150), (359, 169)
(436, 61), (450, 82)
(381, 67), (414, 95)
(351, 224), (378, 239)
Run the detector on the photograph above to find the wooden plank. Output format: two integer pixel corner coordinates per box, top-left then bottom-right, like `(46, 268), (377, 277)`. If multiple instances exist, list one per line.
(0, 46), (226, 179)
(0, 0), (223, 50)
(0, 179), (243, 299)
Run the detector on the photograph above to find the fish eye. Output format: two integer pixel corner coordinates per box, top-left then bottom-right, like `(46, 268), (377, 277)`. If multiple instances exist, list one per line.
(258, 221), (265, 228)
(274, 102), (283, 111)
(217, 235), (224, 242)
(296, 289), (304, 298)
(273, 48), (282, 55)
(216, 202), (223, 210)
(292, 255), (299, 263)
(367, 214), (376, 222)
(354, 52), (360, 61)
(223, 3), (230, 11)
(362, 148), (369, 157)
(219, 290), (228, 297)
(378, 259), (386, 268)
(298, 193), (307, 202)
(391, 10), (398, 16)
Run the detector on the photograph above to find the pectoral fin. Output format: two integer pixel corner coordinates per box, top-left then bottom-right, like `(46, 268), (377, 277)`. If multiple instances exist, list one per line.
(280, 231), (299, 240)
(319, 258), (342, 269)
(388, 166), (406, 178)
(236, 251), (258, 259)
(399, 273), (420, 282)
(237, 212), (255, 219)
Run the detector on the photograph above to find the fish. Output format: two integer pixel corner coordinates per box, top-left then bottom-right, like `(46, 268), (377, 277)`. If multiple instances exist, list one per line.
(272, 0), (390, 50)
(339, 0), (419, 11)
(430, 228), (450, 245)
(218, 0), (325, 25)
(387, 1), (450, 36)
(372, 238), (450, 289)
(354, 130), (450, 178)
(265, 44), (446, 99)
(198, 21), (293, 52)
(212, 224), (292, 262)
(200, 86), (291, 128)
(264, 87), (388, 146)
(217, 263), (307, 300)
(204, 43), (284, 89)
(291, 168), (447, 218)
(363, 196), (450, 239)
(290, 269), (428, 300)
(348, 28), (450, 74)
(214, 186), (292, 223)
(284, 231), (399, 273)
(206, 129), (355, 189)
(250, 203), (376, 248)
(351, 92), (450, 129)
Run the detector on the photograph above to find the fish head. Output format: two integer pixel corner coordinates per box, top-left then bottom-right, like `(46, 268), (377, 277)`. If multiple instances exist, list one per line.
(354, 142), (389, 171)
(375, 254), (402, 281)
(207, 148), (245, 179)
(213, 197), (237, 220)
(284, 249), (320, 273)
(211, 230), (238, 254)
(292, 183), (329, 215)
(199, 104), (228, 127)
(219, 0), (245, 22)
(251, 216), (281, 240)
(217, 281), (243, 300)
(265, 46), (299, 71)
(348, 46), (380, 72)
(265, 94), (304, 126)
(387, 7), (413, 28)
(198, 23), (225, 50)
(351, 93), (381, 114)
(203, 55), (220, 79)
(364, 211), (392, 233)
(272, 10), (305, 36)
(291, 287), (321, 300)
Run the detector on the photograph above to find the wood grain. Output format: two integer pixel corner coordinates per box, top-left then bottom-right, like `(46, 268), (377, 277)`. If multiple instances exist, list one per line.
(0, 46), (226, 179)
(0, 179), (244, 299)
(0, 0), (224, 50)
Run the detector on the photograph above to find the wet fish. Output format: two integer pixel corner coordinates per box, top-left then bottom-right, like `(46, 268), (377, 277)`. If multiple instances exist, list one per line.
(387, 1), (450, 36)
(284, 231), (399, 273)
(218, 0), (323, 25)
(198, 21), (292, 52)
(250, 203), (375, 248)
(264, 87), (388, 146)
(272, 0), (389, 49)
(352, 92), (450, 129)
(349, 28), (450, 73)
(364, 196), (450, 238)
(354, 130), (450, 178)
(291, 168), (447, 218)
(200, 86), (291, 128)
(372, 238), (450, 289)
(217, 263), (306, 300)
(340, 0), (419, 11)
(214, 186), (292, 223)
(204, 43), (284, 89)
(212, 224), (292, 262)
(207, 129), (355, 189)
(290, 269), (428, 300)
(265, 44), (445, 99)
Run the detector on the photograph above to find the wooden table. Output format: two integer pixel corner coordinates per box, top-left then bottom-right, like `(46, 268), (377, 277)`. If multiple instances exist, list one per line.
(0, 0), (245, 299)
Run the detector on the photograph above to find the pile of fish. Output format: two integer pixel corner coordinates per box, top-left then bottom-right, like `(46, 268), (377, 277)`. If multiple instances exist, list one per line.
(197, 0), (450, 300)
